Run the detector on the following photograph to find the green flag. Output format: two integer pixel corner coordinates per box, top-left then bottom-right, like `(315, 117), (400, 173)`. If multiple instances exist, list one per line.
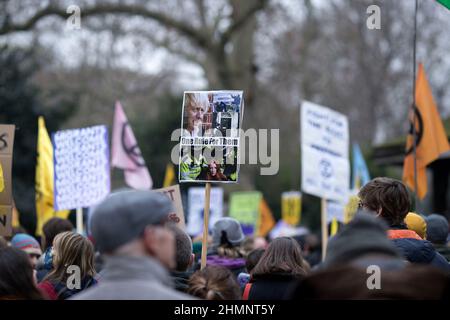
(437, 0), (450, 10)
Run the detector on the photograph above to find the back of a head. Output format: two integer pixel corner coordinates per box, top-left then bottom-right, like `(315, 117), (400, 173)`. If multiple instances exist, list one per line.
(426, 214), (449, 244)
(42, 217), (74, 249)
(90, 190), (174, 254)
(49, 231), (95, 282)
(187, 266), (241, 300)
(0, 247), (43, 300)
(168, 225), (193, 272)
(245, 248), (265, 273)
(324, 211), (401, 268)
(251, 237), (307, 277)
(358, 177), (410, 226)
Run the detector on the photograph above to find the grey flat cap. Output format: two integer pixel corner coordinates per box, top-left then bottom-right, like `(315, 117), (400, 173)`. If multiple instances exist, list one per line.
(212, 217), (245, 247)
(90, 190), (174, 253)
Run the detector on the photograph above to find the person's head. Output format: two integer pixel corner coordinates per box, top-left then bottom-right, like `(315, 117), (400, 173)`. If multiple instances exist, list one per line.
(187, 266), (241, 300)
(209, 161), (218, 177)
(212, 217), (245, 258)
(168, 225), (194, 272)
(0, 247), (44, 299)
(42, 217), (74, 250)
(425, 214), (449, 245)
(245, 248), (265, 273)
(404, 212), (427, 239)
(10, 233), (42, 269)
(46, 231), (95, 283)
(251, 237), (308, 277)
(185, 92), (209, 134)
(90, 190), (176, 269)
(358, 177), (410, 226)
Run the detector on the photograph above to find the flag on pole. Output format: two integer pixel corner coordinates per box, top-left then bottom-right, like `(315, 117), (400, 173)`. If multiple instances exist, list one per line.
(112, 101), (153, 189)
(163, 163), (176, 187)
(257, 199), (276, 237)
(35, 117), (70, 236)
(403, 63), (450, 199)
(352, 143), (371, 190)
(437, 0), (450, 10)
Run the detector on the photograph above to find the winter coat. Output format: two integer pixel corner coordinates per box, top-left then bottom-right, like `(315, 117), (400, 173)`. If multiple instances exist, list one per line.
(205, 255), (246, 277)
(38, 276), (97, 300)
(70, 255), (193, 300)
(170, 270), (193, 293)
(243, 273), (303, 300)
(388, 227), (450, 272)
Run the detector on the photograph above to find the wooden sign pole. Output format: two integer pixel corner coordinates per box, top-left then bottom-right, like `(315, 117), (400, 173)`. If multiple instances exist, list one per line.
(321, 198), (328, 261)
(76, 207), (83, 234)
(200, 182), (211, 269)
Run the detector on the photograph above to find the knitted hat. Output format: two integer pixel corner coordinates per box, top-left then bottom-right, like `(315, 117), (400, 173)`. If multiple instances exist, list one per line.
(11, 233), (42, 256)
(212, 217), (245, 248)
(425, 214), (449, 244)
(404, 212), (427, 239)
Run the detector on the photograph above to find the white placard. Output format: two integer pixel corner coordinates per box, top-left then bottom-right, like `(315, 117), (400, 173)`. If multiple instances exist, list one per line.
(301, 101), (349, 203)
(187, 187), (223, 236)
(326, 200), (345, 223)
(53, 125), (110, 210)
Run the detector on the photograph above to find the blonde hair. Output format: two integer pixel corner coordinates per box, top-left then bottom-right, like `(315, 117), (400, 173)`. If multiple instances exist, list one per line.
(45, 232), (95, 283)
(187, 266), (241, 300)
(185, 92), (210, 111)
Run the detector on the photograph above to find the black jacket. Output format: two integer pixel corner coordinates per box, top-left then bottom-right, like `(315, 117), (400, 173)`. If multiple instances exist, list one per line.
(243, 273), (303, 300)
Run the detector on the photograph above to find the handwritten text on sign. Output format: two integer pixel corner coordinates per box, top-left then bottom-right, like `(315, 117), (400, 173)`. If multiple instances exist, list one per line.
(53, 126), (110, 210)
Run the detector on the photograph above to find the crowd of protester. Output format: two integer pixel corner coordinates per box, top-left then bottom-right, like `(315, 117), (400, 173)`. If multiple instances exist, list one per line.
(0, 177), (449, 300)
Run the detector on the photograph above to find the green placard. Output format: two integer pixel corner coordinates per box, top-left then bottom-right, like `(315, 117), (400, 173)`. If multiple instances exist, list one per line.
(228, 191), (262, 225)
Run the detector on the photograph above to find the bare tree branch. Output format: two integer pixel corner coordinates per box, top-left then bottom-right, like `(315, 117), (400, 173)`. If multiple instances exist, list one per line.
(0, 3), (212, 49)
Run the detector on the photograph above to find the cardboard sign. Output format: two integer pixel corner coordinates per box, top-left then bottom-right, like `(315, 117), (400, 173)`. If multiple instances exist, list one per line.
(53, 125), (110, 210)
(187, 187), (223, 236)
(154, 184), (186, 229)
(281, 191), (302, 226)
(179, 91), (244, 183)
(229, 191), (262, 235)
(0, 125), (15, 236)
(301, 101), (350, 203)
(0, 205), (12, 237)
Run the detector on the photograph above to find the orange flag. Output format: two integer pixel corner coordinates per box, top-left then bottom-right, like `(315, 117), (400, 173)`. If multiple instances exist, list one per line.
(257, 199), (276, 237)
(403, 63), (450, 199)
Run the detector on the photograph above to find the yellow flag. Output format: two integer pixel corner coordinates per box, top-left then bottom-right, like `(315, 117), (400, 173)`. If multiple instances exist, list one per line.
(163, 163), (176, 187)
(403, 63), (450, 199)
(257, 199), (275, 237)
(35, 117), (70, 236)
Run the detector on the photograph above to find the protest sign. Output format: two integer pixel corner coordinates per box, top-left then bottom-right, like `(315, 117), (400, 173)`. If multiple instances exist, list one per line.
(179, 91), (243, 183)
(0, 205), (12, 237)
(281, 191), (302, 226)
(0, 124), (15, 237)
(154, 184), (185, 229)
(187, 186), (223, 236)
(229, 191), (262, 235)
(301, 101), (350, 203)
(53, 125), (110, 211)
